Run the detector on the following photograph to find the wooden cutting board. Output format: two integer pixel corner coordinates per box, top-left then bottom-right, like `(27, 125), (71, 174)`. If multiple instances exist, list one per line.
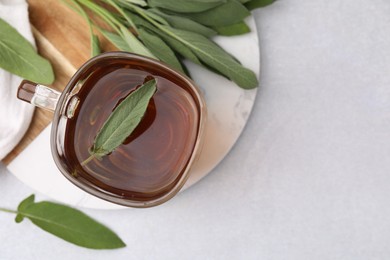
(2, 0), (116, 164)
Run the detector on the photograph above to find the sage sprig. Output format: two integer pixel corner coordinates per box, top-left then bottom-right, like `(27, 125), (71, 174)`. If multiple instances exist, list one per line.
(83, 78), (157, 165)
(0, 18), (54, 84)
(64, 0), (276, 89)
(0, 195), (126, 249)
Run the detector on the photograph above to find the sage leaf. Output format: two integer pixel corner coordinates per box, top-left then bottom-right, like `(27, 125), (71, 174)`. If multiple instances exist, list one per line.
(127, 12), (202, 64)
(14, 213), (24, 223)
(148, 0), (226, 13)
(71, 0), (100, 58)
(149, 9), (217, 37)
(121, 0), (147, 7)
(129, 12), (252, 85)
(177, 0), (250, 27)
(90, 78), (157, 159)
(119, 26), (157, 58)
(66, 0), (260, 89)
(214, 21), (250, 36)
(162, 26), (258, 89)
(161, 35), (201, 65)
(0, 18), (54, 84)
(16, 195), (126, 249)
(144, 10), (169, 25)
(125, 10), (154, 29)
(245, 0), (276, 10)
(100, 26), (186, 74)
(15, 194), (35, 223)
(109, 0), (138, 30)
(91, 34), (101, 56)
(100, 29), (132, 51)
(138, 28), (185, 73)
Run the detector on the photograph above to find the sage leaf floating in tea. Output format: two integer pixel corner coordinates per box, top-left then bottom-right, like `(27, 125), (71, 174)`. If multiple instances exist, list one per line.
(85, 78), (157, 164)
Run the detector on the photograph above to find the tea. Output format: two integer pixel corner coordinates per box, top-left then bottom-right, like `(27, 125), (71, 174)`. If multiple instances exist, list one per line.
(52, 56), (202, 205)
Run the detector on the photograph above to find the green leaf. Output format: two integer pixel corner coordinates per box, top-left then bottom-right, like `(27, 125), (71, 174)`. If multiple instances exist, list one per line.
(148, 0), (226, 13)
(127, 12), (202, 64)
(162, 26), (258, 89)
(108, 0), (138, 30)
(121, 0), (147, 7)
(159, 34), (201, 64)
(15, 194), (35, 223)
(119, 26), (157, 59)
(17, 194), (35, 211)
(0, 18), (54, 84)
(70, 0), (100, 58)
(245, 0), (276, 10)
(89, 79), (157, 159)
(17, 201), (126, 249)
(100, 24), (186, 74)
(14, 214), (24, 223)
(145, 10), (169, 25)
(214, 21), (250, 36)
(149, 9), (217, 37)
(138, 28), (185, 73)
(91, 34), (101, 57)
(100, 29), (131, 51)
(125, 10), (153, 28)
(178, 0), (251, 27)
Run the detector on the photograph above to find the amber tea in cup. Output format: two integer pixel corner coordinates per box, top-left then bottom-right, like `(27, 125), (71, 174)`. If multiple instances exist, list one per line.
(17, 52), (206, 207)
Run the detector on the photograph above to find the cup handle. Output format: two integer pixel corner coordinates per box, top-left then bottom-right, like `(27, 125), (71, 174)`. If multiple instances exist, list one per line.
(17, 80), (60, 112)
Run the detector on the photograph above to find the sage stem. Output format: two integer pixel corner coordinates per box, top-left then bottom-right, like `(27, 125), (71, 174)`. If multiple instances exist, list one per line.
(81, 154), (96, 166)
(0, 207), (18, 214)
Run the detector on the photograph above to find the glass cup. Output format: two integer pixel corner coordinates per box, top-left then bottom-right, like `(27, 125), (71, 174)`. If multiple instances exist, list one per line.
(17, 52), (206, 208)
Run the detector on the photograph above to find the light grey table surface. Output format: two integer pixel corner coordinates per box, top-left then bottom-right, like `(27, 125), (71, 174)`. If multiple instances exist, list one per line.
(2, 1), (390, 259)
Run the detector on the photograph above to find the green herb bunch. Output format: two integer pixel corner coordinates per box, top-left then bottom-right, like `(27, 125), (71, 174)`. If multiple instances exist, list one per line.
(65, 0), (275, 89)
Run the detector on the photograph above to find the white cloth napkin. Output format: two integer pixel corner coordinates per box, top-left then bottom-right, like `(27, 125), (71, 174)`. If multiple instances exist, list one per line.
(0, 0), (35, 160)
